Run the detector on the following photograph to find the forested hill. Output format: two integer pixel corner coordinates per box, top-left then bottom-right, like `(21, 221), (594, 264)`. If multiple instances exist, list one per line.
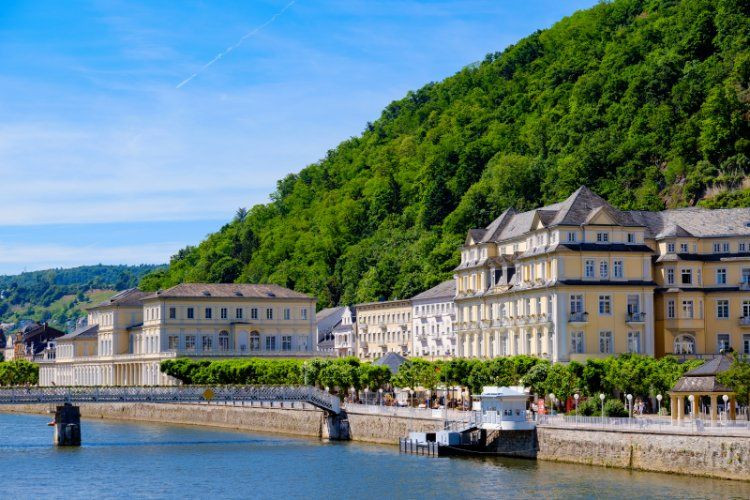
(140, 0), (750, 308)
(0, 264), (163, 329)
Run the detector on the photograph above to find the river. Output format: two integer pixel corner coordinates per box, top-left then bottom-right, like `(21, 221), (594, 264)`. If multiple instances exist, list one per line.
(1, 412), (747, 499)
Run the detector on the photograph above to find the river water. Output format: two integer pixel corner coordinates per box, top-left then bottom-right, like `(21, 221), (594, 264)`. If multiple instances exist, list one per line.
(1, 413), (747, 499)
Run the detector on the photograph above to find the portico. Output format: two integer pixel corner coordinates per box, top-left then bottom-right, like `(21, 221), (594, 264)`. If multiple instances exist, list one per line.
(669, 355), (736, 421)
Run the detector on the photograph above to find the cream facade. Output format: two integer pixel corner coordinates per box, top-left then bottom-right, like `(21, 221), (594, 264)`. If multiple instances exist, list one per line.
(411, 280), (457, 359)
(39, 284), (318, 386)
(355, 300), (412, 360)
(332, 306), (356, 357)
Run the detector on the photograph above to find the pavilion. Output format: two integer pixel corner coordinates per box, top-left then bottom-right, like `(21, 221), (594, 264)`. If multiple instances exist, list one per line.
(669, 355), (736, 421)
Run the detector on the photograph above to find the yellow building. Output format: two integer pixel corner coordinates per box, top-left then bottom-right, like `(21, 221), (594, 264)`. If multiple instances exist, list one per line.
(355, 299), (412, 360)
(39, 283), (318, 386)
(455, 186), (750, 362)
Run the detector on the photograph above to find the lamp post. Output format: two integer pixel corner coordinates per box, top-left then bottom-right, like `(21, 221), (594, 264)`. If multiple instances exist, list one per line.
(723, 394), (729, 421)
(627, 394), (633, 419)
(574, 393), (579, 423)
(688, 394), (695, 422)
(599, 393), (606, 422)
(548, 393), (555, 415)
(409, 389), (414, 408)
(656, 394), (662, 417)
(379, 388), (383, 408)
(350, 386), (356, 404)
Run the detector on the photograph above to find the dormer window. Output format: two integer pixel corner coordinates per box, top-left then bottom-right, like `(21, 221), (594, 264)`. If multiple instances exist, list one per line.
(713, 243), (721, 253)
(680, 243), (688, 253)
(667, 243), (675, 253)
(596, 232), (609, 243)
(723, 242), (730, 252)
(627, 233), (635, 244)
(567, 232), (577, 243)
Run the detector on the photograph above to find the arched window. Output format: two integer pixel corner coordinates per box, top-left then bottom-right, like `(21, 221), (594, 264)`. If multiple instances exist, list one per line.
(674, 334), (695, 355)
(249, 331), (260, 351)
(219, 330), (230, 351)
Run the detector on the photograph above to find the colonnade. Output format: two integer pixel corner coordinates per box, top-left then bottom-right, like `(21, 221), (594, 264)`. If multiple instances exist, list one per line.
(669, 393), (736, 421)
(39, 361), (171, 386)
(458, 326), (554, 359)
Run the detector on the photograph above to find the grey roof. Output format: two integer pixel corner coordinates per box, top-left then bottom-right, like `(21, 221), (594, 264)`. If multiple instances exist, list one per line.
(683, 355), (734, 376)
(144, 283), (313, 300)
(411, 280), (456, 301)
(480, 208), (516, 243)
(671, 355), (734, 393)
(89, 288), (150, 309)
(316, 306), (345, 341)
(630, 208), (750, 239)
(373, 352), (407, 373)
(58, 324), (99, 341)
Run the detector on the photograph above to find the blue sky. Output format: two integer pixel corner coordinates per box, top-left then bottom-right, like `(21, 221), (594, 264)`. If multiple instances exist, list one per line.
(0, 0), (597, 275)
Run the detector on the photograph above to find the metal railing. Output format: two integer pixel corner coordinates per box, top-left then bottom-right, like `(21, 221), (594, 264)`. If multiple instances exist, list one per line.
(626, 312), (646, 323)
(343, 402), (471, 422)
(568, 312), (588, 323)
(0, 385), (341, 414)
(537, 414), (750, 435)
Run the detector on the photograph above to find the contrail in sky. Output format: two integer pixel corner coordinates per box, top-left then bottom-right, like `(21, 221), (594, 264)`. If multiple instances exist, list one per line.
(176, 0), (297, 89)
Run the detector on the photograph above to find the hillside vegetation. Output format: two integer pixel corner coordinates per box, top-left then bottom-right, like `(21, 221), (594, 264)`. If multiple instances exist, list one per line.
(141, 0), (750, 308)
(0, 264), (162, 329)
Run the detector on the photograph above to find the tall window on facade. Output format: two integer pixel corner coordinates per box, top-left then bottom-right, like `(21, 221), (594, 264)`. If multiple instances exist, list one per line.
(598, 295), (611, 315)
(202, 335), (212, 352)
(168, 335), (179, 350)
(723, 242), (730, 252)
(666, 268), (674, 285)
(220, 308), (228, 319)
(743, 300), (750, 318)
(627, 331), (641, 353)
(613, 260), (623, 278)
(236, 308), (243, 319)
(627, 233), (635, 244)
(744, 335), (750, 355)
(301, 308), (308, 320)
(713, 242), (721, 253)
(219, 331), (230, 351)
(667, 300), (675, 318)
(627, 295), (640, 314)
(250, 332), (260, 351)
(266, 308), (274, 320)
(265, 336), (276, 350)
(282, 336), (292, 351)
(667, 243), (675, 253)
(599, 261), (609, 279)
(717, 333), (730, 352)
(716, 299), (730, 319)
(185, 335), (196, 351)
(599, 331), (613, 353)
(681, 269), (692, 285)
(205, 307), (212, 319)
(682, 300), (694, 318)
(570, 331), (584, 353)
(169, 307), (176, 319)
(716, 268), (727, 285)
(284, 308), (291, 320)
(585, 260), (595, 278)
(251, 308), (258, 320)
(187, 307), (194, 319)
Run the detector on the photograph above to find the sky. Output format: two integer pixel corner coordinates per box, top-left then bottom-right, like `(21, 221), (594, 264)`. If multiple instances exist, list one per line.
(0, 0), (598, 275)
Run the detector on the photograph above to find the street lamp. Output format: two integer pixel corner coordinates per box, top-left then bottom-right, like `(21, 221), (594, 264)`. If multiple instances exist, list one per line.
(350, 386), (356, 404)
(626, 394), (633, 419)
(574, 393), (580, 411)
(379, 388), (383, 408)
(599, 393), (606, 421)
(688, 394), (695, 419)
(656, 394), (662, 416)
(409, 389), (414, 408)
(723, 394), (729, 421)
(548, 393), (555, 415)
(325, 386), (329, 393)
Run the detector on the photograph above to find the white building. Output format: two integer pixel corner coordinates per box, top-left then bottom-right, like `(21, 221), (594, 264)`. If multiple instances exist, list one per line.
(411, 280), (456, 359)
(333, 306), (356, 357)
(39, 283), (319, 386)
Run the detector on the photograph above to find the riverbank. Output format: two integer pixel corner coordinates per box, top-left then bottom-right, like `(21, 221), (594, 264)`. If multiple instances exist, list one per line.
(3, 403), (749, 481)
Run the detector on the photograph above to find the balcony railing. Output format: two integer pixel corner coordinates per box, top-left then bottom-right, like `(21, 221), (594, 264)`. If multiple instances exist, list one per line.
(626, 312), (646, 323)
(740, 316), (750, 327)
(740, 281), (750, 291)
(568, 312), (589, 323)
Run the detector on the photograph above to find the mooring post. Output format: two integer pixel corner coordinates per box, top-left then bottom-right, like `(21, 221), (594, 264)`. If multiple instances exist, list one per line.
(53, 403), (81, 446)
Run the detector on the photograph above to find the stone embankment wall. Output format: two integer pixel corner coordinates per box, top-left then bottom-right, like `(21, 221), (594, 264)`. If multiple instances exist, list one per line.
(0, 403), (442, 444)
(537, 426), (750, 481)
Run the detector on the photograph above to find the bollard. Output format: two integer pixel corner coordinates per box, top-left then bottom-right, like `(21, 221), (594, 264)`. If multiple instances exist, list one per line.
(53, 403), (81, 446)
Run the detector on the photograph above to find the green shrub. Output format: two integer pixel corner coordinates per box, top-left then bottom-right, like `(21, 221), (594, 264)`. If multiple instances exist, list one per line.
(604, 399), (628, 417)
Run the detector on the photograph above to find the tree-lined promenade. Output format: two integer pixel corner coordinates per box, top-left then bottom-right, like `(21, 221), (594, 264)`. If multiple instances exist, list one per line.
(157, 354), (750, 413)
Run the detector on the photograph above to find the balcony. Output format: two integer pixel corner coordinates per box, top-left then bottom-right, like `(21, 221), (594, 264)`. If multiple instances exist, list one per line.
(740, 316), (750, 327)
(568, 312), (589, 324)
(626, 312), (646, 324)
(741, 280), (750, 291)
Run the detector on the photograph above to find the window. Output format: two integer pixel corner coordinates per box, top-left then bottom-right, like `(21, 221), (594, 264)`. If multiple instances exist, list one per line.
(284, 308), (291, 320)
(282, 335), (292, 351)
(205, 307), (212, 319)
(666, 268), (674, 285)
(585, 260), (595, 278)
(187, 307), (194, 319)
(236, 308), (243, 319)
(740, 243), (747, 252)
(681, 269), (692, 285)
(598, 295), (612, 315)
(680, 243), (688, 252)
(169, 307), (176, 319)
(599, 261), (609, 279)
(714, 243), (721, 253)
(570, 331), (584, 354)
(219, 331), (229, 351)
(202, 335), (212, 352)
(627, 331), (641, 353)
(667, 299), (675, 319)
(251, 308), (258, 320)
(743, 300), (750, 318)
(266, 308), (274, 320)
(301, 308), (308, 320)
(220, 307), (228, 319)
(667, 243), (675, 253)
(265, 336), (276, 350)
(599, 331), (613, 354)
(567, 232), (577, 242)
(716, 268), (727, 285)
(723, 242), (730, 252)
(168, 335), (179, 350)
(744, 334), (750, 355)
(674, 334), (695, 355)
(717, 299), (730, 319)
(596, 232), (609, 243)
(627, 233), (635, 244)
(613, 260), (623, 278)
(743, 269), (750, 285)
(250, 332), (260, 351)
(185, 335), (196, 351)
(682, 300), (694, 319)
(717, 333), (730, 352)
(627, 295), (640, 314)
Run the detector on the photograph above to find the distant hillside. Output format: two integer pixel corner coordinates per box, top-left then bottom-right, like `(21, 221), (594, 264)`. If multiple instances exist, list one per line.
(0, 264), (163, 330)
(141, 0), (749, 308)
